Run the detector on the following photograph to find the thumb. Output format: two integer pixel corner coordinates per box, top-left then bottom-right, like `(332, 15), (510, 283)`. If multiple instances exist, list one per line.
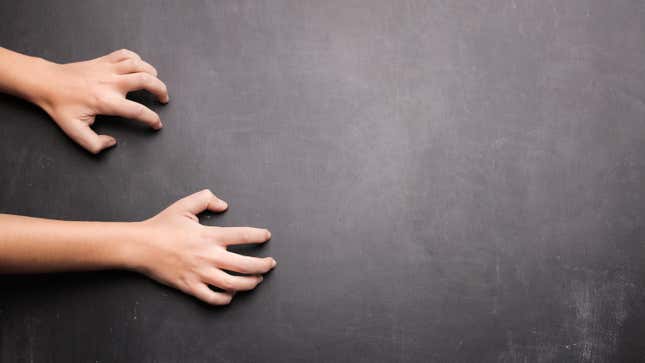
(171, 189), (229, 216)
(95, 134), (117, 151)
(62, 121), (116, 154)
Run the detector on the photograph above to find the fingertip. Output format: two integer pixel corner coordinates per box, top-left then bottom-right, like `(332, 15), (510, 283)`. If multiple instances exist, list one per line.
(204, 189), (228, 211)
(215, 198), (228, 211)
(150, 115), (163, 130)
(265, 229), (272, 240)
(98, 135), (117, 152)
(270, 258), (277, 268)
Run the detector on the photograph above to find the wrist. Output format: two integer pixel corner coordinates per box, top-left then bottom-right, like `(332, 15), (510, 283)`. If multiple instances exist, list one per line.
(20, 57), (60, 113)
(0, 48), (58, 110)
(109, 221), (151, 272)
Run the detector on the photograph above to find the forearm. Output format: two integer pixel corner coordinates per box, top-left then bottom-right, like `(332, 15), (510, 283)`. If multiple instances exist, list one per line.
(0, 213), (141, 273)
(0, 191), (276, 305)
(0, 47), (53, 106)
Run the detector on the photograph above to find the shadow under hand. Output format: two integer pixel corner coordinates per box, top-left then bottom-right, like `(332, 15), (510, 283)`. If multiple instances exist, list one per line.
(93, 90), (165, 137)
(0, 93), (42, 119)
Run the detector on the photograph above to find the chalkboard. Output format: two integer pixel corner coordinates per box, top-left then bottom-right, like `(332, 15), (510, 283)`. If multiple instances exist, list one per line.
(1, 1), (645, 362)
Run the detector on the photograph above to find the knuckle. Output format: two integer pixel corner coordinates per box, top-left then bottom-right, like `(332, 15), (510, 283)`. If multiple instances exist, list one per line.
(124, 59), (137, 69)
(209, 226), (223, 239)
(96, 92), (110, 104)
(120, 48), (140, 59)
(90, 90), (110, 110)
(237, 263), (253, 274)
(187, 280), (201, 294)
(199, 227), (214, 241)
(131, 103), (146, 118)
(221, 276), (236, 291)
(137, 72), (149, 85)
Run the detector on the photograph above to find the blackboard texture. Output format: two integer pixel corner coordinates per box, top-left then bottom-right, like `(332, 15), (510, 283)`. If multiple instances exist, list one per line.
(1, 1), (645, 362)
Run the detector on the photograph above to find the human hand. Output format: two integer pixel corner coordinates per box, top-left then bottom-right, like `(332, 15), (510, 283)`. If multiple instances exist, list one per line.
(127, 190), (276, 305)
(32, 49), (169, 154)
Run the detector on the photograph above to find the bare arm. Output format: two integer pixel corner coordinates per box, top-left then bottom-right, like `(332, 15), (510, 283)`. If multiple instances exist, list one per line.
(0, 214), (138, 273)
(0, 190), (277, 305)
(0, 47), (169, 154)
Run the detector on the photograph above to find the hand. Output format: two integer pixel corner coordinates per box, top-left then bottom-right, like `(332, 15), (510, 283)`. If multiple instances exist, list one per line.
(128, 190), (277, 305)
(33, 49), (169, 154)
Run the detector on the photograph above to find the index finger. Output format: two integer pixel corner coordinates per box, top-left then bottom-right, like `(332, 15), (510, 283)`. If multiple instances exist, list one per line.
(210, 227), (271, 246)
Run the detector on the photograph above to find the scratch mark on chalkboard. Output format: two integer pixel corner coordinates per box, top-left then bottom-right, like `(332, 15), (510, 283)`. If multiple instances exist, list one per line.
(493, 254), (501, 315)
(550, 0), (560, 30)
(573, 282), (593, 361)
(570, 275), (628, 362)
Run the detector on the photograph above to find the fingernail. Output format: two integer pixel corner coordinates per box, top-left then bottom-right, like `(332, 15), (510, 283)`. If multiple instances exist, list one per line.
(271, 259), (277, 268)
(258, 276), (264, 282)
(266, 229), (272, 239)
(108, 138), (117, 147)
(157, 121), (164, 129)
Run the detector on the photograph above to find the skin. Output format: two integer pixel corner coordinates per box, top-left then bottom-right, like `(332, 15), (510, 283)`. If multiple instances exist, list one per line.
(0, 190), (276, 305)
(0, 49), (276, 305)
(0, 47), (169, 154)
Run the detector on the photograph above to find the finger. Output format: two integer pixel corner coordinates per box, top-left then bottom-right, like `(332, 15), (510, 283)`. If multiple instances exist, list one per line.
(215, 251), (276, 275)
(114, 58), (158, 77)
(102, 48), (141, 63)
(203, 269), (263, 291)
(105, 98), (162, 129)
(172, 189), (228, 215)
(191, 283), (234, 306)
(118, 72), (169, 103)
(210, 227), (271, 246)
(61, 122), (116, 154)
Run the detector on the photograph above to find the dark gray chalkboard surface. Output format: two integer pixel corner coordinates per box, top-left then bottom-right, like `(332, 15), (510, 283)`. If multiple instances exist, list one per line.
(1, 1), (645, 362)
